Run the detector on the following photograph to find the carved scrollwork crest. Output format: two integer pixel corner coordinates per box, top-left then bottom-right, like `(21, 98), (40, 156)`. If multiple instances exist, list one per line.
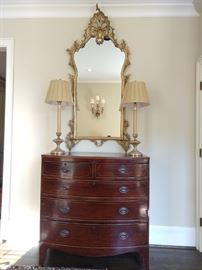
(86, 4), (115, 45)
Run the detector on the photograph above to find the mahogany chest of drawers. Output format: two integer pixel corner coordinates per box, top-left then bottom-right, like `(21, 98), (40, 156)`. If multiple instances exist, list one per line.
(39, 153), (150, 269)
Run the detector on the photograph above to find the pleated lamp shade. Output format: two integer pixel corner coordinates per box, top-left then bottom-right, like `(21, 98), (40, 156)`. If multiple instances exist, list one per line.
(45, 79), (73, 105)
(122, 81), (149, 107)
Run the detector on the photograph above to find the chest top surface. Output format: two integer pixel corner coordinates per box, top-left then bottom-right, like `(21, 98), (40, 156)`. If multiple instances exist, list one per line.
(42, 152), (149, 162)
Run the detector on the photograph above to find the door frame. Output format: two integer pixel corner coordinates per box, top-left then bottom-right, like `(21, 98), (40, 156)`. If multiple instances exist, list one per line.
(0, 38), (14, 241)
(196, 55), (202, 252)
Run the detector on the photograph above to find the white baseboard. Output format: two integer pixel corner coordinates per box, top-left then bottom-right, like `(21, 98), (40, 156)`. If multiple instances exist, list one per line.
(150, 225), (196, 247)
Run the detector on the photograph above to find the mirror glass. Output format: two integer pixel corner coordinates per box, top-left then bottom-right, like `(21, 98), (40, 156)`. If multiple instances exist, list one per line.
(75, 38), (125, 138)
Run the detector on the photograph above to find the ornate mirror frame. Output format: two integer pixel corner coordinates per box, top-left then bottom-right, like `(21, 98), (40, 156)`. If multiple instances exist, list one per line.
(65, 4), (131, 152)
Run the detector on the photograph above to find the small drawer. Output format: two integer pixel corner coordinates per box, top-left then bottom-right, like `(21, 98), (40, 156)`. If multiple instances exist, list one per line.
(40, 221), (148, 247)
(41, 178), (148, 198)
(95, 163), (149, 178)
(41, 197), (148, 221)
(42, 161), (93, 179)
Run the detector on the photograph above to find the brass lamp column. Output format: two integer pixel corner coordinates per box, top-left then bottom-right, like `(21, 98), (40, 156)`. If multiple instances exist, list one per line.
(122, 81), (149, 157)
(45, 79), (73, 155)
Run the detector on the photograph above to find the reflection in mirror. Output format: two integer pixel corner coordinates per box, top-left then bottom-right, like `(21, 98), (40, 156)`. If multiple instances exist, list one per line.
(75, 39), (124, 82)
(75, 38), (125, 138)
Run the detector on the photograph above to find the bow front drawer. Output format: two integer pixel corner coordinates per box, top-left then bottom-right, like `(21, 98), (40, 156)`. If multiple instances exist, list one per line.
(42, 161), (93, 179)
(41, 197), (148, 221)
(95, 163), (149, 178)
(41, 221), (148, 247)
(41, 178), (148, 198)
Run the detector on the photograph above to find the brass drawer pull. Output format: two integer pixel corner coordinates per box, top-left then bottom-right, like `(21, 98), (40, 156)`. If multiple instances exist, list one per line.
(62, 185), (70, 191)
(118, 166), (127, 175)
(119, 232), (128, 240)
(61, 163), (71, 173)
(118, 207), (129, 215)
(59, 206), (70, 214)
(119, 186), (129, 194)
(60, 229), (69, 238)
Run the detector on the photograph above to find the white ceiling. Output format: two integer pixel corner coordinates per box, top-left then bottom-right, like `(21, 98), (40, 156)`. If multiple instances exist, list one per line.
(0, 0), (201, 17)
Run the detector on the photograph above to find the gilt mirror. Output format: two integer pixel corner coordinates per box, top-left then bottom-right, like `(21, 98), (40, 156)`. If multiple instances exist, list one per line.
(66, 5), (131, 151)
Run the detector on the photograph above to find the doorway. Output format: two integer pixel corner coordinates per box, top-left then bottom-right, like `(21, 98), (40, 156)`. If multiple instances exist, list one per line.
(0, 38), (14, 241)
(196, 55), (202, 252)
(0, 49), (6, 221)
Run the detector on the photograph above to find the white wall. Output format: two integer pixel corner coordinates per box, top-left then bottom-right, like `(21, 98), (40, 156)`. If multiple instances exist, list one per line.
(0, 17), (199, 246)
(200, 14), (202, 54)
